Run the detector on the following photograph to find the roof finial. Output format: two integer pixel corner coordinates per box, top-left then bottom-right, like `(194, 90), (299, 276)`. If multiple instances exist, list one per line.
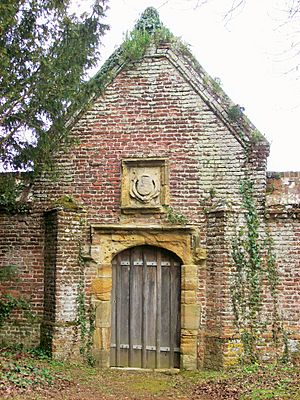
(134, 7), (162, 34)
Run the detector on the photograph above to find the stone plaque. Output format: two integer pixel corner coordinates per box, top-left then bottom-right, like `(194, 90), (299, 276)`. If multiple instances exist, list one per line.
(121, 158), (169, 213)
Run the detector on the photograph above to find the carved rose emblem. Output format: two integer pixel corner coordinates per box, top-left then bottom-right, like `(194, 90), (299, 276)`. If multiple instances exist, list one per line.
(130, 174), (160, 203)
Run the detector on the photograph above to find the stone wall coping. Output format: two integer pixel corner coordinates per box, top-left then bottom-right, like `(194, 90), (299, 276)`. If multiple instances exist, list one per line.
(148, 49), (269, 154)
(267, 171), (300, 178)
(206, 207), (240, 215)
(44, 207), (87, 214)
(265, 204), (300, 219)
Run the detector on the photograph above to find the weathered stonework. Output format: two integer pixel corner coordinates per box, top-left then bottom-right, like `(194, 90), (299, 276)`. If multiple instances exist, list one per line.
(121, 158), (169, 213)
(0, 9), (299, 370)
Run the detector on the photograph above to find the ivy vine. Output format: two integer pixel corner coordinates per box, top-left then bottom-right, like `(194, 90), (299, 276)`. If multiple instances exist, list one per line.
(231, 179), (287, 364)
(76, 248), (95, 366)
(0, 265), (34, 328)
(265, 231), (290, 363)
(0, 294), (31, 328)
(163, 205), (188, 224)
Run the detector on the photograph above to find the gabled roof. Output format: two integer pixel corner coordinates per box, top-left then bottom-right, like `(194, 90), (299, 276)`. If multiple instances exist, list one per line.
(75, 7), (269, 153)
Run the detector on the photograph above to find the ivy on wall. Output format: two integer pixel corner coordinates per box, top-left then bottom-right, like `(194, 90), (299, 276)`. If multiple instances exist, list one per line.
(231, 179), (288, 364)
(76, 247), (95, 366)
(0, 265), (33, 329)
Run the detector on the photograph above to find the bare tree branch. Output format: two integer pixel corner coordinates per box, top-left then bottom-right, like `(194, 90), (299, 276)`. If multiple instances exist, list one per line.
(224, 0), (246, 25)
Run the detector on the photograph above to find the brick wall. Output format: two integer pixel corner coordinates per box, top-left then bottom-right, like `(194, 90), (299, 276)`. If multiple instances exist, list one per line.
(0, 210), (44, 346)
(0, 42), (298, 368)
(267, 172), (300, 206)
(265, 174), (300, 363)
(33, 46), (264, 235)
(31, 48), (265, 366)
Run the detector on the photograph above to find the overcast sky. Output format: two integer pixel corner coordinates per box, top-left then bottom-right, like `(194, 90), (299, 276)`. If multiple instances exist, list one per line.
(85, 0), (299, 172)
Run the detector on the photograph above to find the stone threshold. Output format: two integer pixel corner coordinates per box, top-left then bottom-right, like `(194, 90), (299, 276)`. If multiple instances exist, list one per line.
(110, 367), (180, 374)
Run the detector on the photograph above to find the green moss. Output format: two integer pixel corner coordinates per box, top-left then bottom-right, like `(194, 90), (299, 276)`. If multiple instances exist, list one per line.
(212, 77), (222, 93)
(53, 195), (81, 211)
(227, 104), (245, 122)
(129, 377), (170, 394)
(121, 29), (152, 63)
(250, 128), (265, 144)
(269, 172), (281, 180)
(163, 205), (188, 224)
(0, 265), (18, 282)
(266, 183), (275, 194)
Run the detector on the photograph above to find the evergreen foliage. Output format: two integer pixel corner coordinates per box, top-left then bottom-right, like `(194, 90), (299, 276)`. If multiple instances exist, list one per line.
(0, 0), (108, 173)
(134, 7), (162, 33)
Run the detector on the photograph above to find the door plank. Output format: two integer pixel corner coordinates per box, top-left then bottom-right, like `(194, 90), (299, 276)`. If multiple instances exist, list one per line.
(129, 248), (134, 367)
(145, 247), (157, 369)
(169, 258), (174, 368)
(110, 245), (182, 369)
(116, 254), (121, 366)
(121, 251), (131, 366)
(156, 249), (162, 369)
(142, 249), (147, 368)
(131, 247), (143, 367)
(110, 259), (117, 366)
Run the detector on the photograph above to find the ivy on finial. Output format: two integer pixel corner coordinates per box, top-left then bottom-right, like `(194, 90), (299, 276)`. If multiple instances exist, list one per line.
(134, 7), (162, 34)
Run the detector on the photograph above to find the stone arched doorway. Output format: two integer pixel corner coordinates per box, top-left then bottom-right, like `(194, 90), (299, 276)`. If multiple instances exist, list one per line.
(90, 224), (204, 369)
(110, 245), (181, 369)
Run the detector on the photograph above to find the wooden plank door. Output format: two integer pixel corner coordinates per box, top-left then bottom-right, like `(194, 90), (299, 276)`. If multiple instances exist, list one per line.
(110, 245), (181, 369)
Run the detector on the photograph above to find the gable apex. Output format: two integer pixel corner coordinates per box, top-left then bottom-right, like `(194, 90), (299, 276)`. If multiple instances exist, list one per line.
(80, 8), (269, 153)
(134, 7), (162, 33)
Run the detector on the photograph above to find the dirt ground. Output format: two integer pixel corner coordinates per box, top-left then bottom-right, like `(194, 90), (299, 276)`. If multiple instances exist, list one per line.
(1, 349), (300, 400)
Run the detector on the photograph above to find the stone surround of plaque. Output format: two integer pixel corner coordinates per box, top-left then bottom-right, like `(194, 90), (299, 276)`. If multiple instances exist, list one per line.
(121, 158), (169, 213)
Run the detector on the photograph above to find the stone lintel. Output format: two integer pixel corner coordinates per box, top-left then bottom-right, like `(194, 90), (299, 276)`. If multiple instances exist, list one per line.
(91, 223), (195, 233)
